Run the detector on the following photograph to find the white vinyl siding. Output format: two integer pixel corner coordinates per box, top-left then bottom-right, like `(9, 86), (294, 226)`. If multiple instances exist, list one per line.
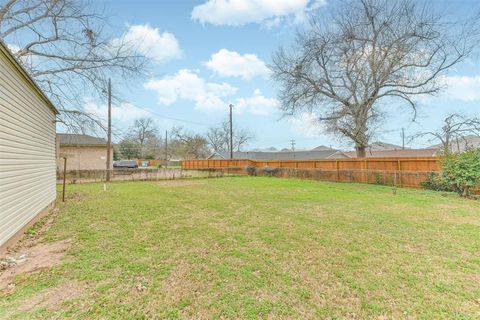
(0, 52), (56, 247)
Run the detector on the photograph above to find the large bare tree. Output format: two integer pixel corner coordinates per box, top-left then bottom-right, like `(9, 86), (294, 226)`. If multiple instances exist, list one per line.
(125, 117), (161, 159)
(271, 0), (479, 157)
(206, 119), (254, 153)
(0, 0), (147, 132)
(415, 114), (480, 155)
(170, 126), (210, 159)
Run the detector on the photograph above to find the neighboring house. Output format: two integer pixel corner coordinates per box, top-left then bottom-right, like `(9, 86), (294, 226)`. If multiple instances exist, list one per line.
(57, 133), (113, 171)
(368, 141), (406, 151)
(207, 149), (348, 160)
(0, 41), (58, 252)
(429, 135), (480, 153)
(342, 140), (438, 158)
(344, 148), (438, 158)
(311, 145), (335, 151)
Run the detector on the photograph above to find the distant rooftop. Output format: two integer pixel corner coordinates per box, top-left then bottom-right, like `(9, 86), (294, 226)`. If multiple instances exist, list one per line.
(428, 135), (480, 153)
(208, 149), (347, 160)
(57, 133), (107, 146)
(368, 141), (406, 151)
(311, 145), (334, 151)
(344, 148), (438, 158)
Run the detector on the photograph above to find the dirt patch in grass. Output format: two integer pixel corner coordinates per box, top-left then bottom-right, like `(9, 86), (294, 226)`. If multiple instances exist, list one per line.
(7, 208), (61, 252)
(161, 261), (197, 302)
(18, 281), (83, 311)
(157, 179), (207, 187)
(0, 239), (71, 292)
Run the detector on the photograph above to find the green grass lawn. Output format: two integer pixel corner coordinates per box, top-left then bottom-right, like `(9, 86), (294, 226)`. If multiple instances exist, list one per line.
(1, 177), (479, 319)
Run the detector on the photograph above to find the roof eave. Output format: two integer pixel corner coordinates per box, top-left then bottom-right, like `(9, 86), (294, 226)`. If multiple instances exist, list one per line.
(0, 40), (59, 115)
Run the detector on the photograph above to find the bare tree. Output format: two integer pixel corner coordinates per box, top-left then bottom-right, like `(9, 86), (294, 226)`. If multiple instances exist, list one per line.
(170, 126), (210, 159)
(206, 119), (254, 153)
(118, 138), (139, 160)
(415, 114), (480, 155)
(126, 118), (160, 159)
(0, 0), (147, 132)
(271, 0), (479, 157)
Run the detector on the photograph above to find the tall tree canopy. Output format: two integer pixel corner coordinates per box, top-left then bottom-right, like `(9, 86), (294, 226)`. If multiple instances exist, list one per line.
(415, 114), (480, 155)
(271, 0), (479, 157)
(0, 0), (147, 132)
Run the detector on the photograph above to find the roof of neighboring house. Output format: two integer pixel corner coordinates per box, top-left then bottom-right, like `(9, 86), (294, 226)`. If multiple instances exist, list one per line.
(344, 148), (438, 158)
(428, 135), (480, 153)
(208, 149), (348, 160)
(57, 133), (107, 146)
(0, 40), (58, 114)
(368, 141), (406, 150)
(250, 147), (279, 152)
(311, 145), (334, 151)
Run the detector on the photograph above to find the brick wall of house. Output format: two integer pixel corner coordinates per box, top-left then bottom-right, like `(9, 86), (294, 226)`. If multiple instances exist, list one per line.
(57, 146), (113, 171)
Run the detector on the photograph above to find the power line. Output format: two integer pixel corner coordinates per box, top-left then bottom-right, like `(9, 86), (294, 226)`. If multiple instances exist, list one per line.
(112, 95), (221, 127)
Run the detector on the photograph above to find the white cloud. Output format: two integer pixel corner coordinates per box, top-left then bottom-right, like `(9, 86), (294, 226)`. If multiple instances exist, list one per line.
(144, 69), (238, 111)
(441, 75), (480, 102)
(191, 0), (327, 27)
(6, 43), (20, 53)
(144, 71), (280, 115)
(83, 98), (149, 124)
(205, 49), (270, 79)
(112, 24), (182, 63)
(288, 112), (322, 137)
(6, 43), (37, 67)
(235, 89), (279, 115)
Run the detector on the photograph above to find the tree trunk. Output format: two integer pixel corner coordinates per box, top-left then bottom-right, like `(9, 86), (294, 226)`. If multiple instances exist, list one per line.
(356, 145), (366, 158)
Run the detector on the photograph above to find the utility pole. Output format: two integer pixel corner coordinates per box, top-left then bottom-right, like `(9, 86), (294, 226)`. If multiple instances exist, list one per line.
(401, 128), (405, 150)
(229, 104), (233, 159)
(165, 130), (168, 167)
(291, 139), (296, 159)
(106, 78), (112, 182)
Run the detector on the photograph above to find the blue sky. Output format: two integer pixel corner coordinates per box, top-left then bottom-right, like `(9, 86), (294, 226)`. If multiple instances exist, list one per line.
(83, 0), (480, 150)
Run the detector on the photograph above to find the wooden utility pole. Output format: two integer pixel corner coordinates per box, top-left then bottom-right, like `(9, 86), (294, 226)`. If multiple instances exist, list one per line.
(165, 130), (168, 167)
(106, 78), (112, 182)
(229, 104), (233, 159)
(401, 128), (405, 150)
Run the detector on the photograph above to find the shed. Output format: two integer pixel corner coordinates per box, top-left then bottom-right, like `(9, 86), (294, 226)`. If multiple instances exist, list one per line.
(0, 41), (58, 252)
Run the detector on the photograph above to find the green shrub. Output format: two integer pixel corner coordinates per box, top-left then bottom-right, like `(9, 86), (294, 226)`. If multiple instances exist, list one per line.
(245, 165), (256, 176)
(421, 172), (454, 192)
(440, 150), (480, 197)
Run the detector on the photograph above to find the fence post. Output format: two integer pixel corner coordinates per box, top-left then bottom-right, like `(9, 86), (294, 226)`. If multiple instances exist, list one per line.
(364, 160), (368, 183)
(336, 160), (339, 182)
(397, 160), (402, 188)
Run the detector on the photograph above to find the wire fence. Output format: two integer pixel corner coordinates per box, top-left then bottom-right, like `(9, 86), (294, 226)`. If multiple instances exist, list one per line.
(56, 168), (242, 184)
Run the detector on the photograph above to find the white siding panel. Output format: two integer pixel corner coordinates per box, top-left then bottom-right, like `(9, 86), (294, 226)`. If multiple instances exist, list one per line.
(0, 53), (56, 247)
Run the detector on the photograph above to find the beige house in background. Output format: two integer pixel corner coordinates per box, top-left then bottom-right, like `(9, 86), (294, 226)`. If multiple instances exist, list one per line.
(57, 133), (113, 171)
(0, 41), (58, 253)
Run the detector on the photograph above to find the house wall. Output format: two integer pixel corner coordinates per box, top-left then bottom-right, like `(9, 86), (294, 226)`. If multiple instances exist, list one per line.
(57, 146), (113, 171)
(0, 50), (56, 250)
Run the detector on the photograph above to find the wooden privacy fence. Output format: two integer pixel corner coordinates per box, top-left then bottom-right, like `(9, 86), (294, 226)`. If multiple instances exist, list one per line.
(182, 157), (441, 189)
